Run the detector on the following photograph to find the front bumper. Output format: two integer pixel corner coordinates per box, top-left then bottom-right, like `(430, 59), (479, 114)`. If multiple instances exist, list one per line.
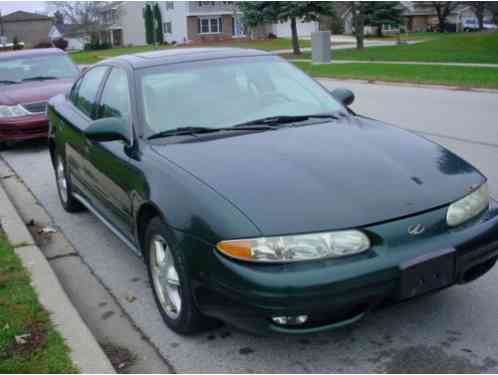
(0, 115), (49, 142)
(192, 201), (498, 335)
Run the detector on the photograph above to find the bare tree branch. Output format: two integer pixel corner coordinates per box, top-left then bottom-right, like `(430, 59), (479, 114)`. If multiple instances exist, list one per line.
(46, 1), (119, 40)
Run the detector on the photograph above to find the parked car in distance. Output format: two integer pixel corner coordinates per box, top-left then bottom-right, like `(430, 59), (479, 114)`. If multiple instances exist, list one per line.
(483, 21), (498, 31)
(48, 48), (498, 335)
(463, 19), (498, 31)
(0, 48), (79, 148)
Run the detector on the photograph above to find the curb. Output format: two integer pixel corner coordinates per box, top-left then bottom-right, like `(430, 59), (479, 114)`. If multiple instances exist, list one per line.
(313, 76), (498, 94)
(0, 174), (115, 373)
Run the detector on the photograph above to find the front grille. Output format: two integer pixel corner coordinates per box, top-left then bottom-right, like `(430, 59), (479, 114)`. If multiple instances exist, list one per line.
(21, 101), (47, 114)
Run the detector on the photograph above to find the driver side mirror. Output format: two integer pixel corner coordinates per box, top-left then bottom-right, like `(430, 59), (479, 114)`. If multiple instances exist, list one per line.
(84, 117), (129, 143)
(330, 88), (355, 107)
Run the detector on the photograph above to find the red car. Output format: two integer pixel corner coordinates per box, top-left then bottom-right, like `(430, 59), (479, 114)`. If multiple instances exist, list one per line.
(0, 48), (79, 148)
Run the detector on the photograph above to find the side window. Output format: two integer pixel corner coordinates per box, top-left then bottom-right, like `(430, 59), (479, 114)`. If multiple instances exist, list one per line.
(72, 66), (108, 118)
(98, 68), (131, 122)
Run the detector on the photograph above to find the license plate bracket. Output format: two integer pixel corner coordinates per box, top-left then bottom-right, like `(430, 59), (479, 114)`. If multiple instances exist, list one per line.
(399, 247), (456, 300)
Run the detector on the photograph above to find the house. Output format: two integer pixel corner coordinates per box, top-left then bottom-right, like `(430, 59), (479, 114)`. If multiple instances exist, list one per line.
(93, 1), (319, 47)
(48, 23), (88, 50)
(402, 3), (495, 32)
(0, 11), (53, 47)
(161, 2), (319, 44)
(96, 1), (147, 46)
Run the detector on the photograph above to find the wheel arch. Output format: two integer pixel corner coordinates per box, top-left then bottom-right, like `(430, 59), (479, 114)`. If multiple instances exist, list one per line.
(135, 201), (168, 255)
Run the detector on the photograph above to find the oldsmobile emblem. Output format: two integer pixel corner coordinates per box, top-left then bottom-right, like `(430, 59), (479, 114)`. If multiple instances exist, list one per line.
(408, 224), (426, 235)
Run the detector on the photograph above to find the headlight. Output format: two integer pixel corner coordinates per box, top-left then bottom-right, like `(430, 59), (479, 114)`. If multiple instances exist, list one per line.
(447, 183), (489, 227)
(0, 104), (31, 118)
(216, 230), (371, 263)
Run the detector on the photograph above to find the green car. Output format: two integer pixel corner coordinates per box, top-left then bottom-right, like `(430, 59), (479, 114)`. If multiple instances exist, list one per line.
(47, 48), (498, 335)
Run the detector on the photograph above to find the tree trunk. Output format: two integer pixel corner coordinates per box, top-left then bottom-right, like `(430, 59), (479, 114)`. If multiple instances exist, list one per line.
(434, 5), (445, 33)
(377, 25), (383, 37)
(477, 7), (484, 30)
(290, 17), (301, 55)
(353, 2), (364, 49)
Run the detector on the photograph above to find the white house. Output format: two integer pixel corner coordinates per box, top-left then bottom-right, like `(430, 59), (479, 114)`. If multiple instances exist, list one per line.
(92, 1), (319, 47)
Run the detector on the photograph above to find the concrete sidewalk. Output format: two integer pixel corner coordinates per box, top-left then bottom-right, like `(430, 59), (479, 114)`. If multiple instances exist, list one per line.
(289, 59), (498, 68)
(273, 39), (421, 54)
(0, 163), (115, 374)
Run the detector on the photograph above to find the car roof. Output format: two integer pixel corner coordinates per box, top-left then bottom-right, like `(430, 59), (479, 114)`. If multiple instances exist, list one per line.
(101, 47), (272, 69)
(0, 48), (66, 60)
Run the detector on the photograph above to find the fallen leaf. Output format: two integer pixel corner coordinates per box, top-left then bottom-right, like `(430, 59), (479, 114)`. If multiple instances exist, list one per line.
(39, 226), (57, 234)
(15, 333), (31, 345)
(125, 295), (137, 303)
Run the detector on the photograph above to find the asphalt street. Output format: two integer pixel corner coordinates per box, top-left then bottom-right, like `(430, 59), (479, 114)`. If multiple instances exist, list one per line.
(2, 81), (498, 372)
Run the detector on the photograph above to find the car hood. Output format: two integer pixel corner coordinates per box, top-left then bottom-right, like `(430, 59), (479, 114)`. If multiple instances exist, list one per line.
(152, 116), (485, 236)
(0, 78), (74, 105)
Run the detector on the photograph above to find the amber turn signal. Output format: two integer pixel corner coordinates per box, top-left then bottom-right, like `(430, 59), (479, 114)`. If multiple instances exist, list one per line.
(216, 240), (253, 261)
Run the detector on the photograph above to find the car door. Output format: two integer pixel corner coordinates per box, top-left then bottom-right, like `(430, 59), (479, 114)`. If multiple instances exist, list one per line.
(85, 66), (136, 238)
(63, 66), (109, 200)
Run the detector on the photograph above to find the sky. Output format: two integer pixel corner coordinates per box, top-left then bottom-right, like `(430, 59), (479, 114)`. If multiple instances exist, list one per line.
(0, 1), (47, 16)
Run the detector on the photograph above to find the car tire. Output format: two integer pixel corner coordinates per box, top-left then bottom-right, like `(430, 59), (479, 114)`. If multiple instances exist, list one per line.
(145, 216), (217, 334)
(54, 153), (84, 213)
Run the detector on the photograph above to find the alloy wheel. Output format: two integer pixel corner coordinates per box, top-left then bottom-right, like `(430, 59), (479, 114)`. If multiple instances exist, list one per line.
(56, 157), (68, 204)
(149, 235), (182, 319)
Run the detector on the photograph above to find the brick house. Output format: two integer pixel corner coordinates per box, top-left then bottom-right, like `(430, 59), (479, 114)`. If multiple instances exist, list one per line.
(0, 11), (54, 47)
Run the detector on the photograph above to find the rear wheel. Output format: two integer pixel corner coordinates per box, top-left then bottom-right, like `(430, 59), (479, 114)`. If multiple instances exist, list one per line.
(55, 154), (84, 212)
(145, 217), (216, 334)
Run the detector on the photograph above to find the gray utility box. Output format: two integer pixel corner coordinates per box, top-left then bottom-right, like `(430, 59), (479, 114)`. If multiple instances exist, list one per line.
(311, 31), (331, 64)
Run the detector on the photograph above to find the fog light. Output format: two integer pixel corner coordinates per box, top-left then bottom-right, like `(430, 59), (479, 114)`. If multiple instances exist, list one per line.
(272, 315), (308, 326)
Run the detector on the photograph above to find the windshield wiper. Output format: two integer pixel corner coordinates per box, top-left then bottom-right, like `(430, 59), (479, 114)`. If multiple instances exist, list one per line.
(147, 125), (274, 140)
(22, 76), (58, 82)
(233, 114), (339, 128)
(0, 79), (19, 85)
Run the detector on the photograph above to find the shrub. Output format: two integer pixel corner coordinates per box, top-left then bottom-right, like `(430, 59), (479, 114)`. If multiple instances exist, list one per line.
(12, 36), (24, 50)
(267, 32), (277, 39)
(34, 40), (53, 48)
(84, 41), (112, 51)
(53, 38), (69, 51)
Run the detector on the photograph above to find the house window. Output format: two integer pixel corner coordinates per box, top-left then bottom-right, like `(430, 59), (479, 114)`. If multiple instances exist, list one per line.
(163, 22), (172, 34)
(199, 16), (222, 34)
(163, 22), (173, 34)
(165, 2), (174, 10)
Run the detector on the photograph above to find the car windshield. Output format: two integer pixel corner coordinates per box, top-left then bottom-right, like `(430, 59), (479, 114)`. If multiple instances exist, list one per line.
(0, 54), (79, 84)
(139, 56), (342, 134)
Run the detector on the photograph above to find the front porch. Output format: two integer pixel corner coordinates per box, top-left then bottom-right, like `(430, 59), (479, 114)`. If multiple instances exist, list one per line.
(99, 27), (123, 47)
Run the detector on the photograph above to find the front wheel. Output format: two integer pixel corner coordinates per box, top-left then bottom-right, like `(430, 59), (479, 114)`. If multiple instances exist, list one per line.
(145, 217), (217, 334)
(54, 154), (84, 212)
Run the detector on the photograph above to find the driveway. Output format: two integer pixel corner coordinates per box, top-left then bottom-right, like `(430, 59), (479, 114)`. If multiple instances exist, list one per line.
(2, 81), (498, 373)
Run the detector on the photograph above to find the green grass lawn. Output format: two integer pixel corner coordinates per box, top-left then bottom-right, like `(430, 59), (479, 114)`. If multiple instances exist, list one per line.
(294, 61), (498, 89)
(70, 37), (313, 65)
(301, 32), (498, 64)
(0, 235), (77, 373)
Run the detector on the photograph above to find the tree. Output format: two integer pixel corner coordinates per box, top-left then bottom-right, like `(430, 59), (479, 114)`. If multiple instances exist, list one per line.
(240, 2), (336, 55)
(351, 2), (366, 49)
(430, 2), (459, 32)
(153, 3), (164, 44)
(363, 2), (402, 37)
(47, 2), (116, 43)
(143, 4), (154, 45)
(54, 10), (64, 26)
